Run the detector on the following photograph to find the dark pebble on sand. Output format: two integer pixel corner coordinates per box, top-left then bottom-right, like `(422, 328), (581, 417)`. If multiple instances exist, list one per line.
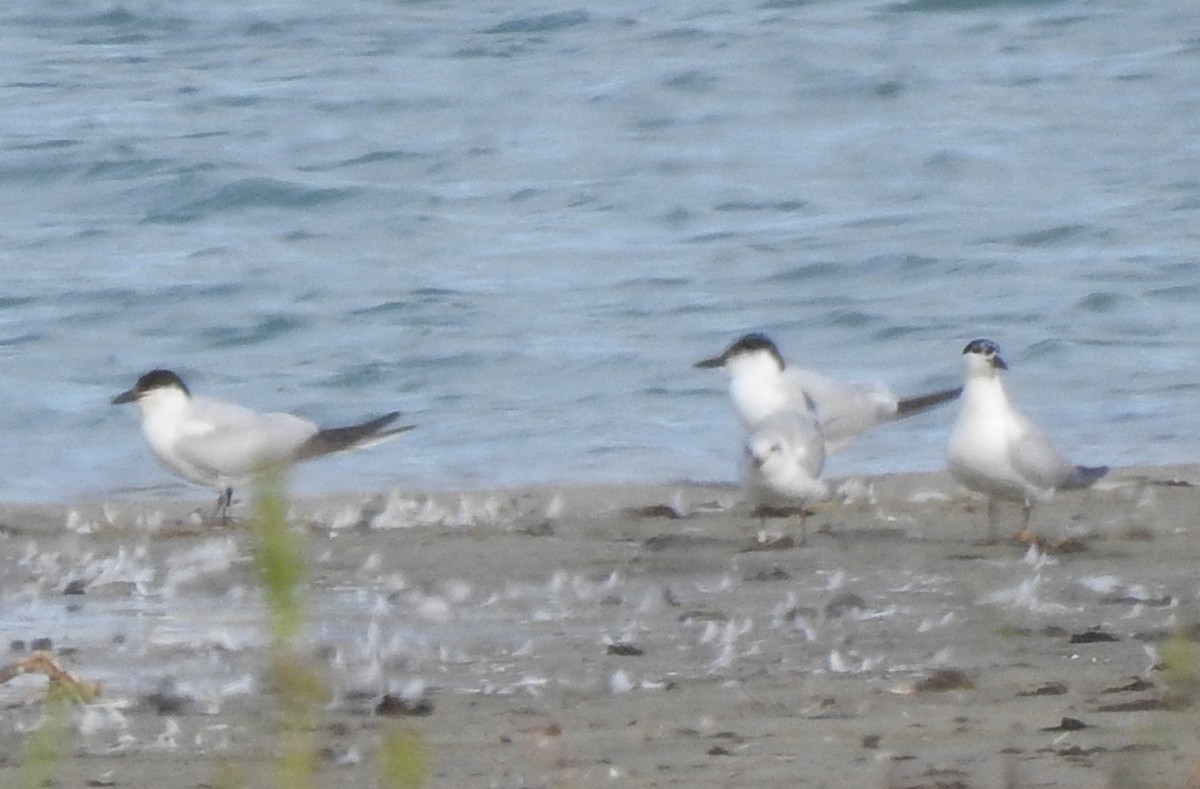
(1018, 682), (1068, 697)
(742, 534), (794, 552)
(1043, 717), (1088, 731)
(643, 534), (729, 551)
(747, 567), (790, 582)
(914, 669), (974, 692)
(376, 693), (434, 717)
(824, 592), (867, 619)
(30, 637), (52, 651)
(1094, 698), (1169, 713)
(519, 520), (555, 536)
(63, 579), (87, 595)
(1070, 627), (1119, 643)
(1102, 677), (1155, 694)
(144, 678), (192, 714)
(627, 504), (684, 520)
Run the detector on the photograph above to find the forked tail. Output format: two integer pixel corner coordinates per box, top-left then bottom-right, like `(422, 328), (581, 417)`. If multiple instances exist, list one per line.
(294, 412), (415, 461)
(895, 386), (962, 418)
(1063, 464), (1109, 490)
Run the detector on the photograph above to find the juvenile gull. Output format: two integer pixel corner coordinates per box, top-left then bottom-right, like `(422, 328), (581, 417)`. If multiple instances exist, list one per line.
(696, 333), (959, 452)
(945, 339), (1107, 542)
(742, 408), (828, 544)
(112, 369), (414, 520)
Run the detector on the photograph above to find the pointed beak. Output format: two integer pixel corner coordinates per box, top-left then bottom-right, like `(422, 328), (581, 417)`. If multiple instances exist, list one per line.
(744, 447), (764, 469)
(694, 354), (725, 369)
(991, 355), (1008, 371)
(111, 389), (138, 405)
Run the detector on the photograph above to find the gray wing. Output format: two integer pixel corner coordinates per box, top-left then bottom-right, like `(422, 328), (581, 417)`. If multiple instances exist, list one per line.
(174, 397), (318, 480)
(1007, 412), (1077, 491)
(785, 368), (898, 451)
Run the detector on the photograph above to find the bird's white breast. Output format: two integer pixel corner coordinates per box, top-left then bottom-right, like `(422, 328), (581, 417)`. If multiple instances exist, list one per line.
(946, 378), (1033, 501)
(728, 368), (791, 427)
(138, 395), (222, 488)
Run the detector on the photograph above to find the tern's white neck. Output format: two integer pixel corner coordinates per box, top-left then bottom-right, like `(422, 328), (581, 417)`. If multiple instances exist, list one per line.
(725, 351), (788, 426)
(135, 386), (192, 426)
(960, 367), (1010, 415)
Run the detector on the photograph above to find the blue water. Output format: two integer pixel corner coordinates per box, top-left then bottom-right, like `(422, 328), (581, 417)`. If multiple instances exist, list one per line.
(0, 1), (1197, 502)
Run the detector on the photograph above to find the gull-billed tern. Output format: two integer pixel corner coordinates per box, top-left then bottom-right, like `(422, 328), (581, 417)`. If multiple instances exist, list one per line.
(696, 333), (960, 451)
(112, 369), (414, 520)
(945, 339), (1107, 542)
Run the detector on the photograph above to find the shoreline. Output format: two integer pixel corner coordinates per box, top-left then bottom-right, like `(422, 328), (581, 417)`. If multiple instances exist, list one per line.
(12, 459), (1196, 519)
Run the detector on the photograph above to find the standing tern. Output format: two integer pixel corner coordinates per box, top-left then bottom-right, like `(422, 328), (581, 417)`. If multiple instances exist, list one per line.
(112, 369), (414, 520)
(696, 333), (960, 451)
(742, 408), (828, 544)
(945, 339), (1107, 543)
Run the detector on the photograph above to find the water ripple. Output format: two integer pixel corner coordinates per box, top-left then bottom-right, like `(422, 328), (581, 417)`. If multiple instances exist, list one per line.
(483, 11), (591, 35)
(143, 178), (357, 223)
(199, 315), (311, 349)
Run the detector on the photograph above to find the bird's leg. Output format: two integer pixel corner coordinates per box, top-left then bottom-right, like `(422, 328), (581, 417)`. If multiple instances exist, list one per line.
(751, 505), (806, 547)
(986, 499), (1000, 545)
(213, 487), (234, 524)
(795, 509), (808, 548)
(1014, 502), (1034, 543)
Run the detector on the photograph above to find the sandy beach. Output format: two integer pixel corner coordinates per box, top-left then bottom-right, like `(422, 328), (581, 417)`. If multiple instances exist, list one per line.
(2, 464), (1200, 788)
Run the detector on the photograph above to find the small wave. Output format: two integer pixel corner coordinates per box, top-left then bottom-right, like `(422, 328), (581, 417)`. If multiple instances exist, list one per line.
(646, 27), (722, 43)
(662, 70), (719, 93)
(830, 309), (879, 329)
(483, 11), (590, 35)
(55, 287), (141, 308)
(0, 332), (44, 348)
(324, 363), (392, 388)
(451, 45), (527, 60)
(765, 262), (839, 282)
(84, 157), (173, 181)
(1146, 284), (1200, 303)
(6, 138), (78, 151)
(614, 276), (692, 289)
(1010, 224), (1093, 248)
(1075, 291), (1129, 313)
(713, 200), (808, 213)
(199, 314), (311, 349)
(1023, 338), (1066, 359)
(143, 177), (357, 224)
(0, 155), (78, 183)
(0, 296), (38, 310)
(299, 150), (427, 173)
(889, 0), (1064, 12)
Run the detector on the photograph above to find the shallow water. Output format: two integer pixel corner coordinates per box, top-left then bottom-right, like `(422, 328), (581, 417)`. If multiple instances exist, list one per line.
(0, 0), (1196, 502)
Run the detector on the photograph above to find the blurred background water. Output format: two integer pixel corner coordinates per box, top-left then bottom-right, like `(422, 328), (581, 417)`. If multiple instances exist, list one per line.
(0, 0), (1196, 503)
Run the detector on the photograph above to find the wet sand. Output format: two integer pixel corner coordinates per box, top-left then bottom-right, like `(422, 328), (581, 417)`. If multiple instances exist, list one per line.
(2, 464), (1200, 788)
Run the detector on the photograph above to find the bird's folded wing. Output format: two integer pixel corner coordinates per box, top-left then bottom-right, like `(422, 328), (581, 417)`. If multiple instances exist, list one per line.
(175, 399), (318, 478)
(1007, 416), (1074, 490)
(789, 369), (897, 450)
